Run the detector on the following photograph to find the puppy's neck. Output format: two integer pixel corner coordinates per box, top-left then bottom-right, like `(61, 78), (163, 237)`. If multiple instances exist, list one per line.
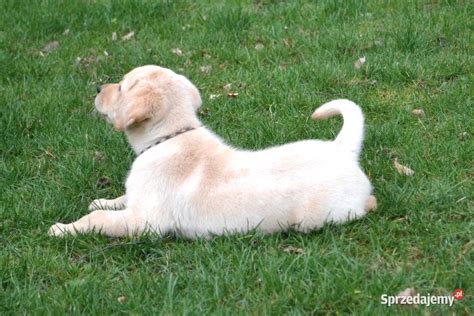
(125, 110), (201, 155)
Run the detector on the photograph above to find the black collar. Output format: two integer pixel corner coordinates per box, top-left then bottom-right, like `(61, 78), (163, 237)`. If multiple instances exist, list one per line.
(137, 126), (199, 156)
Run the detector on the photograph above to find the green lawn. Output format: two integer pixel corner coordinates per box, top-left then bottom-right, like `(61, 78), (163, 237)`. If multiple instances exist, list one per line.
(1, 0), (472, 314)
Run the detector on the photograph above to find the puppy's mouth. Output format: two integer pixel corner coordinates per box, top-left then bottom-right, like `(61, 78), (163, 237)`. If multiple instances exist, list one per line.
(92, 106), (111, 122)
(98, 111), (113, 124)
(94, 99), (107, 118)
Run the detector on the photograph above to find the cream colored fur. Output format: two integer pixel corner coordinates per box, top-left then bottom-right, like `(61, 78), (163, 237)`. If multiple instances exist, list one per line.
(49, 65), (376, 238)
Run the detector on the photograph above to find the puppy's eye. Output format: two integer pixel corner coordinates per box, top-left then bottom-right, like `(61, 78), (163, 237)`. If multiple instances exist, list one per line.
(118, 85), (122, 92)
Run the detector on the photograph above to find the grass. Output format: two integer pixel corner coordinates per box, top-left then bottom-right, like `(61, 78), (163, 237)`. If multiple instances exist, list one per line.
(1, 0), (472, 314)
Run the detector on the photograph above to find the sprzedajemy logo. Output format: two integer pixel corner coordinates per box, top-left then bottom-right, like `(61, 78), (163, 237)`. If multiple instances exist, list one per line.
(381, 289), (464, 307)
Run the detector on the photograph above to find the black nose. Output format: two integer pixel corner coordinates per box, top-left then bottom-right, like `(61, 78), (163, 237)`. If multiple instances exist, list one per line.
(96, 85), (101, 94)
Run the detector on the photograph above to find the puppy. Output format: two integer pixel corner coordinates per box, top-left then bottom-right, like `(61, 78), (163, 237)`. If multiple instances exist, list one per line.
(49, 65), (376, 238)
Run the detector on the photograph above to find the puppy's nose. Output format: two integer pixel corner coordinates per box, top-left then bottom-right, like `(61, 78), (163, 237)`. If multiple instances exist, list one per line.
(96, 85), (102, 94)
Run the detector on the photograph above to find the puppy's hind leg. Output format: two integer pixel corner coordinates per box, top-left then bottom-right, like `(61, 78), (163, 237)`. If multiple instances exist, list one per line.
(48, 209), (144, 237)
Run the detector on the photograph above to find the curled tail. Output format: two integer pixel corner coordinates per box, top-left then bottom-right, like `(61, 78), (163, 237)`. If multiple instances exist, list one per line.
(311, 99), (364, 159)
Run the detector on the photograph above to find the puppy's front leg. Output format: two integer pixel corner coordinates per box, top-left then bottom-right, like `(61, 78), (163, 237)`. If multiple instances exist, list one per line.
(89, 194), (127, 211)
(48, 209), (143, 237)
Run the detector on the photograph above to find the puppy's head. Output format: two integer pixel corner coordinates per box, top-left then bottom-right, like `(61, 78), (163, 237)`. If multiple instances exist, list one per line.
(95, 65), (201, 131)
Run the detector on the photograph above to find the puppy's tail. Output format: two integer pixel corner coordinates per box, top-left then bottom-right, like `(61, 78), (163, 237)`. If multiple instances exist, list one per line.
(311, 99), (364, 159)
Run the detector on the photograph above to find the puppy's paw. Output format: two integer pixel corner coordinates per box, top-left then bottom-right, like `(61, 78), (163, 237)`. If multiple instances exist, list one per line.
(88, 199), (106, 212)
(365, 195), (378, 212)
(88, 198), (125, 211)
(48, 223), (69, 237)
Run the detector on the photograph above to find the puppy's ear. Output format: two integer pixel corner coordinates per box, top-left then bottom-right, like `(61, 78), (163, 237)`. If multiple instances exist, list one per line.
(190, 86), (202, 112)
(114, 102), (153, 131)
(114, 86), (159, 131)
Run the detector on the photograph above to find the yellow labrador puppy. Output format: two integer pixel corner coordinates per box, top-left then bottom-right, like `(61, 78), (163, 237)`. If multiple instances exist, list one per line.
(49, 65), (376, 238)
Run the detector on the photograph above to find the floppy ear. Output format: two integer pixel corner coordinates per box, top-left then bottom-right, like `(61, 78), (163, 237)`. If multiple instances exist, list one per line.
(114, 87), (158, 131)
(113, 105), (152, 131)
(190, 85), (202, 111)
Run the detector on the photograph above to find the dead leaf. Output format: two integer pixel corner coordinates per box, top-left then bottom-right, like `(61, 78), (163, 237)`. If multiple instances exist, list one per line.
(41, 41), (60, 54)
(94, 151), (106, 164)
(122, 31), (135, 41)
(282, 38), (291, 47)
(227, 92), (239, 98)
(223, 83), (232, 90)
(394, 158), (415, 176)
(200, 65), (211, 74)
(171, 48), (183, 56)
(374, 39), (384, 47)
(437, 36), (447, 47)
(255, 43), (264, 51)
(411, 109), (425, 118)
(394, 216), (408, 222)
(63, 29), (70, 36)
(354, 56), (366, 70)
(396, 288), (417, 305)
(44, 149), (56, 159)
(209, 94), (220, 100)
(282, 245), (304, 254)
(408, 247), (423, 261)
(117, 296), (126, 304)
(458, 132), (469, 141)
(96, 177), (112, 188)
(76, 55), (100, 68)
(416, 79), (426, 89)
(111, 32), (117, 41)
(198, 107), (210, 116)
